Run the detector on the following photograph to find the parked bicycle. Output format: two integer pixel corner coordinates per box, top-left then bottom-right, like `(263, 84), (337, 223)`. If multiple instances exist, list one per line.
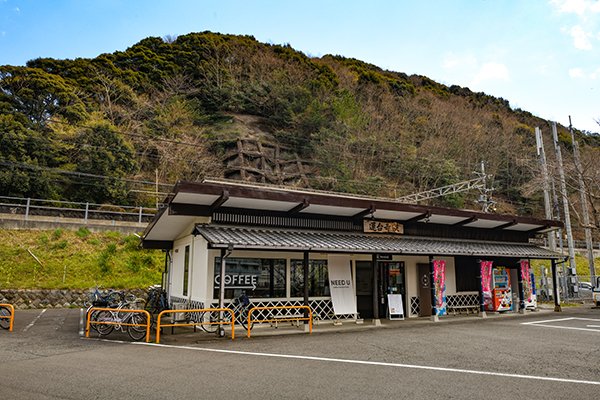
(145, 285), (169, 315)
(204, 292), (254, 333)
(93, 293), (149, 341)
(0, 305), (12, 330)
(84, 288), (123, 332)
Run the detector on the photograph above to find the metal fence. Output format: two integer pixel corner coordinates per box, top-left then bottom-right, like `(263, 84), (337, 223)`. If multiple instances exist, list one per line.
(0, 196), (158, 224)
(537, 274), (596, 303)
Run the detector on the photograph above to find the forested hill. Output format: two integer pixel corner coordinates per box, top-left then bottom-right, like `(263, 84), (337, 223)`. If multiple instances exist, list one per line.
(1, 31), (599, 222)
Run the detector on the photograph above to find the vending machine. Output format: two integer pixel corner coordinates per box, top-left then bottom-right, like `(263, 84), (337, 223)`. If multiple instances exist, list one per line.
(491, 267), (512, 312)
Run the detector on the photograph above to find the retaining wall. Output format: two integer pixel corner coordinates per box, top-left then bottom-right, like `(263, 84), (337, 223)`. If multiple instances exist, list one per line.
(0, 289), (148, 309)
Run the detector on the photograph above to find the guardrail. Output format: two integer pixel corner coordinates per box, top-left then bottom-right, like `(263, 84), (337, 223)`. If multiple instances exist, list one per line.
(247, 305), (313, 338)
(155, 308), (235, 344)
(85, 307), (151, 343)
(0, 196), (158, 223)
(0, 303), (15, 332)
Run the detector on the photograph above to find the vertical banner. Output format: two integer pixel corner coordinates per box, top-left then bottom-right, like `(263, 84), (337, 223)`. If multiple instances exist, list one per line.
(327, 255), (357, 316)
(520, 259), (532, 304)
(480, 260), (494, 311)
(433, 259), (447, 316)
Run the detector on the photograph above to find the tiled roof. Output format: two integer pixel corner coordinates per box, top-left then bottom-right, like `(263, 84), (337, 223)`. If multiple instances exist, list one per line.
(194, 225), (561, 259)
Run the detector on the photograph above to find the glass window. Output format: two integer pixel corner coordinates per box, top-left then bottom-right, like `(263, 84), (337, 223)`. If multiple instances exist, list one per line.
(213, 258), (286, 299)
(183, 245), (190, 296)
(290, 259), (329, 297)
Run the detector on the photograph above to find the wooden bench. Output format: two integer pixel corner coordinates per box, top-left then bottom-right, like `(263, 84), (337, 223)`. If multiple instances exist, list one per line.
(447, 305), (479, 316)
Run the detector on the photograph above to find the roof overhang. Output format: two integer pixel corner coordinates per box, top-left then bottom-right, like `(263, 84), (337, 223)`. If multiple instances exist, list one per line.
(193, 225), (562, 259)
(142, 179), (563, 244)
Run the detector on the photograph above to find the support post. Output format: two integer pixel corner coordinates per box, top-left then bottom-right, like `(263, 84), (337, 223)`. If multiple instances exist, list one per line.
(84, 202), (89, 223)
(303, 251), (309, 324)
(551, 259), (561, 312)
(138, 206), (143, 223)
(372, 253), (380, 325)
(429, 256), (438, 322)
(218, 248), (226, 323)
(25, 197), (30, 220)
(518, 261), (525, 314)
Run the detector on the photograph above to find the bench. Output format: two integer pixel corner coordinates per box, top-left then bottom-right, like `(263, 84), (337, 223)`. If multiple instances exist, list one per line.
(447, 305), (479, 316)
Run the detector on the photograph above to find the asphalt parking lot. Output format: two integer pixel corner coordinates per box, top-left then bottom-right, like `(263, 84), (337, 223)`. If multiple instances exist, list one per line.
(1, 306), (600, 399)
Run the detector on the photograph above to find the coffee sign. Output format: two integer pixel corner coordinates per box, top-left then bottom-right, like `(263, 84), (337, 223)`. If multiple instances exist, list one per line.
(363, 220), (404, 234)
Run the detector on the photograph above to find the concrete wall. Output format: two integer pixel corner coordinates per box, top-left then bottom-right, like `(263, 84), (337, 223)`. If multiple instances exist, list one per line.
(0, 288), (148, 309)
(0, 214), (147, 234)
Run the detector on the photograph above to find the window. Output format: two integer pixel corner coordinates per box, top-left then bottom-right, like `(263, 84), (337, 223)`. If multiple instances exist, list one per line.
(213, 258), (286, 299)
(183, 245), (190, 296)
(290, 259), (329, 297)
(455, 257), (479, 292)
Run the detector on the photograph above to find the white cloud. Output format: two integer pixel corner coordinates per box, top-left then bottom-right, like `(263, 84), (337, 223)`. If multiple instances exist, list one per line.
(569, 67), (585, 77)
(472, 63), (510, 85)
(550, 0), (600, 15)
(569, 25), (593, 49)
(442, 52), (477, 70)
(590, 67), (600, 79)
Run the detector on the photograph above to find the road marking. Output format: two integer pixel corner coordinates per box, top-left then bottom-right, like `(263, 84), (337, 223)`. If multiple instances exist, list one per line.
(84, 338), (600, 386)
(522, 317), (600, 332)
(23, 309), (46, 332)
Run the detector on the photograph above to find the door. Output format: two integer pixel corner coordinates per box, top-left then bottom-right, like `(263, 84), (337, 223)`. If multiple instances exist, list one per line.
(379, 261), (406, 318)
(418, 263), (432, 317)
(355, 261), (374, 318)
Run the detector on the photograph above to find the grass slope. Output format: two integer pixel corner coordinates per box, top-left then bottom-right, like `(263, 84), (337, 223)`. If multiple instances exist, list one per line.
(0, 228), (164, 289)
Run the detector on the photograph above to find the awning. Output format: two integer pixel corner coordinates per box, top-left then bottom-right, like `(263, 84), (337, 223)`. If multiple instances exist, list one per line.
(193, 225), (562, 259)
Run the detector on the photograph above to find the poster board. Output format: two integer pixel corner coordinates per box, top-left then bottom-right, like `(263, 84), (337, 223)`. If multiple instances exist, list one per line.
(387, 294), (405, 320)
(327, 255), (357, 316)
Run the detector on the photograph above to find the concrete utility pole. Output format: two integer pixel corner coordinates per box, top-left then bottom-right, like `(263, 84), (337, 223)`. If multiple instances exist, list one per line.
(569, 116), (596, 286)
(535, 127), (556, 251)
(551, 122), (577, 293)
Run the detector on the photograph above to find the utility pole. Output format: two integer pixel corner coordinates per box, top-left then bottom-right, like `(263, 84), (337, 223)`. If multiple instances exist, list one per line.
(475, 161), (496, 213)
(155, 168), (159, 210)
(551, 122), (577, 297)
(535, 127), (556, 251)
(569, 116), (596, 286)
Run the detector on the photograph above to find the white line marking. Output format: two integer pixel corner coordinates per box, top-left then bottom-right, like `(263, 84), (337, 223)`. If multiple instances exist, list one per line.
(521, 317), (576, 325)
(522, 317), (600, 332)
(23, 308), (46, 332)
(82, 338), (600, 386)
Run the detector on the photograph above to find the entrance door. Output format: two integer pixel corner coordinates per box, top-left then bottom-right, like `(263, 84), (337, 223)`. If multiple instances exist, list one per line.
(355, 261), (373, 318)
(379, 261), (406, 318)
(418, 263), (432, 317)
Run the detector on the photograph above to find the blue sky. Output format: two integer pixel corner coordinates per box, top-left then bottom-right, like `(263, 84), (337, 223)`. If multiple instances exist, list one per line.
(1, 0), (599, 133)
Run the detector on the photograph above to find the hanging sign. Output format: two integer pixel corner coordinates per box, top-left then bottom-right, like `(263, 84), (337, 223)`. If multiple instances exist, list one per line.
(363, 220), (404, 234)
(327, 255), (357, 315)
(433, 259), (447, 316)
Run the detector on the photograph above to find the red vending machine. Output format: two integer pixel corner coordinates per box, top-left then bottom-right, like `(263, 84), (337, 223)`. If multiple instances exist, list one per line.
(492, 267), (512, 312)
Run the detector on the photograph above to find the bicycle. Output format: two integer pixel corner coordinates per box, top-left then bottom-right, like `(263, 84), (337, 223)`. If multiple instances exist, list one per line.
(204, 293), (254, 334)
(0, 305), (11, 330)
(94, 294), (149, 341)
(84, 288), (121, 332)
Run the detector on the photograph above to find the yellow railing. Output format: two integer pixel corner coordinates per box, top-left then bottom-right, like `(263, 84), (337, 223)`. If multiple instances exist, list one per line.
(85, 307), (151, 343)
(247, 305), (313, 338)
(0, 303), (15, 332)
(156, 308), (235, 344)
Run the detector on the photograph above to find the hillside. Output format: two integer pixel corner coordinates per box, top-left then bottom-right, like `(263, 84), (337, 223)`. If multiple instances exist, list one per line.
(0, 228), (164, 289)
(1, 31), (599, 234)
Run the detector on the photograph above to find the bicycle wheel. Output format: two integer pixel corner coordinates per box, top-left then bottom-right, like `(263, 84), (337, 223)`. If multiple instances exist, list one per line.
(200, 310), (219, 333)
(238, 308), (254, 331)
(0, 306), (11, 330)
(95, 310), (114, 336)
(127, 313), (148, 341)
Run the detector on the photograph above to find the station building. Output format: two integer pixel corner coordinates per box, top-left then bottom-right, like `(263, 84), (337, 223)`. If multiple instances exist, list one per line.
(141, 180), (563, 322)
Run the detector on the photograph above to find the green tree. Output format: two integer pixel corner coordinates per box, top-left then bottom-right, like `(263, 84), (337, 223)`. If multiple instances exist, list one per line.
(64, 123), (137, 204)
